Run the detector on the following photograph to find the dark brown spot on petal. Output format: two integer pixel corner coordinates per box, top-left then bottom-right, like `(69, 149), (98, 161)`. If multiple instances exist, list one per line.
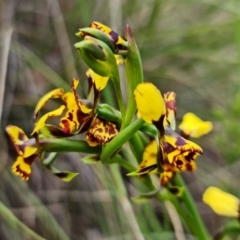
(186, 163), (194, 171)
(185, 152), (195, 162)
(175, 159), (183, 170)
(24, 154), (38, 165)
(68, 112), (73, 121)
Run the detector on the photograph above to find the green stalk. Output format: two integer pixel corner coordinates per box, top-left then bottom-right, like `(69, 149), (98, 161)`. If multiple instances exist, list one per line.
(173, 174), (210, 239)
(112, 74), (126, 122)
(121, 25), (144, 130)
(37, 139), (101, 153)
(129, 133), (145, 163)
(110, 164), (145, 240)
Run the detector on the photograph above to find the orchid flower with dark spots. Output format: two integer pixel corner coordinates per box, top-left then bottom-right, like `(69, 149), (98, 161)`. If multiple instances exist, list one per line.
(32, 78), (94, 137)
(6, 125), (40, 180)
(129, 82), (208, 186)
(129, 129), (201, 186)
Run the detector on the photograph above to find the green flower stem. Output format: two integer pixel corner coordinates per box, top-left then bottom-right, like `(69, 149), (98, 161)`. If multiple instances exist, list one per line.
(112, 75), (126, 123)
(42, 152), (58, 167)
(129, 133), (145, 164)
(122, 25), (144, 130)
(173, 174), (210, 239)
(36, 139), (101, 153)
(100, 118), (145, 164)
(107, 154), (135, 172)
(156, 191), (196, 234)
(110, 164), (145, 240)
(0, 201), (45, 240)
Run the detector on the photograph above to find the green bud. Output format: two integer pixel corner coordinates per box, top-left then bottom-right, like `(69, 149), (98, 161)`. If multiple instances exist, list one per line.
(74, 36), (118, 77)
(77, 27), (116, 52)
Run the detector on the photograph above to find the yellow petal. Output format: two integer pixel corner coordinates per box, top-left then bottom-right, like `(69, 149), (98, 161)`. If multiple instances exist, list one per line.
(79, 99), (93, 114)
(86, 69), (109, 91)
(134, 83), (166, 124)
(203, 187), (239, 217)
(179, 112), (213, 138)
(33, 88), (64, 120)
(32, 105), (65, 134)
(137, 140), (158, 174)
(5, 125), (29, 155)
(90, 21), (126, 45)
(6, 125), (38, 158)
(12, 155), (37, 181)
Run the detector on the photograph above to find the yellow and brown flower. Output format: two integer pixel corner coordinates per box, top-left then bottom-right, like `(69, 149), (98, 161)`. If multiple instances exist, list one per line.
(32, 78), (94, 137)
(129, 128), (202, 186)
(6, 125), (40, 180)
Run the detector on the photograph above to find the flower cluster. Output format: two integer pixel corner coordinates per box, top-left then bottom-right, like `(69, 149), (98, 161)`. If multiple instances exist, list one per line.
(129, 82), (212, 186)
(6, 21), (212, 190)
(6, 22), (127, 181)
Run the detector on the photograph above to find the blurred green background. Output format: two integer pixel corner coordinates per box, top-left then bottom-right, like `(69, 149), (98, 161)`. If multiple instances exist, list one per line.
(1, 0), (240, 239)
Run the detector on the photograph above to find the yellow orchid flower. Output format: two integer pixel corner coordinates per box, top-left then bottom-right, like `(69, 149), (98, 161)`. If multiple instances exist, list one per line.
(179, 112), (212, 138)
(203, 187), (240, 217)
(6, 125), (39, 180)
(130, 128), (201, 185)
(33, 78), (94, 136)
